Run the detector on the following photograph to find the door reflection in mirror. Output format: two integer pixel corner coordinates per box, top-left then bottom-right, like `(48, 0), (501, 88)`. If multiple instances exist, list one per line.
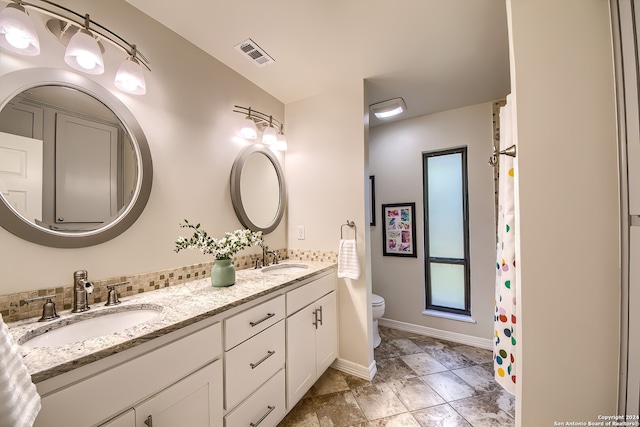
(0, 85), (137, 231)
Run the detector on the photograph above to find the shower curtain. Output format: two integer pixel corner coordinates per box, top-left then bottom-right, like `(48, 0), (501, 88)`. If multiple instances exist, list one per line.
(494, 94), (517, 395)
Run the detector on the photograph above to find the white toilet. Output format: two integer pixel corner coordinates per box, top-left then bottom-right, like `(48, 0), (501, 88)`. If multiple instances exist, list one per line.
(372, 293), (386, 348)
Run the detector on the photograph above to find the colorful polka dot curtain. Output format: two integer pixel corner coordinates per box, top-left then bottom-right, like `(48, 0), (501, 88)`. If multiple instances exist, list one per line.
(494, 94), (517, 395)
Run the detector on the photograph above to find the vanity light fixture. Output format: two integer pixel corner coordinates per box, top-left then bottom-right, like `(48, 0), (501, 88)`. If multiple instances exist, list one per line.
(370, 97), (407, 119)
(275, 128), (288, 151)
(63, 15), (104, 75)
(262, 119), (277, 145)
(239, 108), (258, 139)
(233, 105), (287, 151)
(114, 45), (146, 95)
(0, 0), (150, 95)
(0, 2), (39, 55)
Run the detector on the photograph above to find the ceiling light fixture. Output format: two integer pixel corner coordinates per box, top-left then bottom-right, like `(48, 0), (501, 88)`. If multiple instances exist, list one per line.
(370, 97), (407, 119)
(0, 0), (150, 95)
(233, 105), (287, 151)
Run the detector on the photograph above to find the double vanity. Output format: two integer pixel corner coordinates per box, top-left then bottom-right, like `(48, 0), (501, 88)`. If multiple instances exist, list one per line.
(8, 260), (338, 427)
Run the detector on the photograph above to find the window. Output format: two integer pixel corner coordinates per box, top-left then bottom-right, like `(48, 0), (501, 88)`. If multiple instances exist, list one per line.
(422, 147), (471, 315)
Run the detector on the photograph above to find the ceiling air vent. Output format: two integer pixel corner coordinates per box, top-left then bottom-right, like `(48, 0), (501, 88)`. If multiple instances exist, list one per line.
(234, 38), (275, 67)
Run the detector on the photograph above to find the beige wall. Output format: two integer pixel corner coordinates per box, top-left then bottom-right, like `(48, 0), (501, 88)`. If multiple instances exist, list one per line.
(507, 0), (620, 424)
(369, 102), (496, 343)
(285, 81), (373, 374)
(0, 0), (285, 294)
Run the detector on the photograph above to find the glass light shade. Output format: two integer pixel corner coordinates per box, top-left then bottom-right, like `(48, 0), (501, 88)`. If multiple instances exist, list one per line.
(262, 126), (277, 145)
(0, 3), (40, 56)
(275, 133), (287, 151)
(374, 106), (404, 118)
(370, 98), (407, 119)
(64, 29), (104, 74)
(240, 117), (258, 139)
(114, 56), (146, 95)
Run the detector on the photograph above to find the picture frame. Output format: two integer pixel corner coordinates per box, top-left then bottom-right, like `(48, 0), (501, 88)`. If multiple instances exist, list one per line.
(382, 202), (417, 257)
(369, 175), (376, 226)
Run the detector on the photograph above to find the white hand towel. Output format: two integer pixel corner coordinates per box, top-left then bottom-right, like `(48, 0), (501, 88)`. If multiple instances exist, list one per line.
(0, 314), (41, 427)
(338, 239), (360, 279)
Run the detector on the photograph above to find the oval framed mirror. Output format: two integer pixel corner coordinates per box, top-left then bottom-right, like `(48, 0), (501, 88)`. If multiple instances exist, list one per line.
(0, 68), (153, 248)
(230, 145), (286, 234)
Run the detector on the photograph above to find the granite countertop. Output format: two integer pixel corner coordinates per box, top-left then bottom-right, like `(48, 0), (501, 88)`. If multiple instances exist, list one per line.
(7, 260), (335, 384)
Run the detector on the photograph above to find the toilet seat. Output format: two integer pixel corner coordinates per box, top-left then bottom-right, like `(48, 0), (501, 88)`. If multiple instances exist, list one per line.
(372, 293), (385, 307)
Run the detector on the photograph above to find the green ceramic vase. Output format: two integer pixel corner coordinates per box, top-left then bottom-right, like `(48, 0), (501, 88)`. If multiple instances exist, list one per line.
(211, 259), (235, 287)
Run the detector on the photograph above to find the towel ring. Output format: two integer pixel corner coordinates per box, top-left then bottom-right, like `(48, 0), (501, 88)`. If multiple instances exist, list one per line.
(341, 220), (356, 239)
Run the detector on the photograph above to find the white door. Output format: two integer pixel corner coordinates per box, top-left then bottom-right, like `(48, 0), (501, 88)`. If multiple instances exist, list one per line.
(55, 113), (118, 224)
(286, 306), (317, 409)
(135, 359), (222, 427)
(0, 132), (43, 222)
(315, 291), (338, 375)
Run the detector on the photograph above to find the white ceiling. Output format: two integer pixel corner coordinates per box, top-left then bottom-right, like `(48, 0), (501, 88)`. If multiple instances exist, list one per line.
(125, 0), (510, 126)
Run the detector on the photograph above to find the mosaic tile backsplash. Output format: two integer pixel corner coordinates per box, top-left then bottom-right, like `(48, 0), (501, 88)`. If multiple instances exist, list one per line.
(0, 248), (337, 323)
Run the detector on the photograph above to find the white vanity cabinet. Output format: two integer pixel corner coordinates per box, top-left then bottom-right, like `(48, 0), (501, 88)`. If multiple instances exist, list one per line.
(35, 320), (223, 427)
(100, 360), (222, 427)
(133, 359), (222, 427)
(223, 295), (286, 427)
(29, 265), (338, 427)
(286, 272), (337, 408)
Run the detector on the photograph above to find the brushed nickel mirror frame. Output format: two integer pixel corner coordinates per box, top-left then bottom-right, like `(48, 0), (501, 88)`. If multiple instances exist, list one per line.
(230, 144), (286, 234)
(0, 68), (153, 248)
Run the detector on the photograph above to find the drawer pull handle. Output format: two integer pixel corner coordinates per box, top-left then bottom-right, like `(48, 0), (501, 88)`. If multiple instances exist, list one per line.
(250, 405), (275, 427)
(144, 415), (153, 427)
(250, 350), (275, 369)
(250, 312), (275, 327)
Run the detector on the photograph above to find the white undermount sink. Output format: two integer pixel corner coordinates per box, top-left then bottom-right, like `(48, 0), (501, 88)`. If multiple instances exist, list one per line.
(21, 307), (161, 349)
(261, 263), (309, 275)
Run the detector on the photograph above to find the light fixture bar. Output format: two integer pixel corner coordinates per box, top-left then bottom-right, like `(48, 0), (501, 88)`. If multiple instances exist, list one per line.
(233, 105), (284, 134)
(9, 0), (150, 70)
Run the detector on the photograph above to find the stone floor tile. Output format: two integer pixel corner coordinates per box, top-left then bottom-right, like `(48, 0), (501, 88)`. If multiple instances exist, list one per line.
(306, 367), (351, 398)
(412, 404), (472, 427)
(373, 357), (418, 384)
(375, 338), (424, 360)
(452, 365), (502, 393)
(453, 344), (494, 365)
(400, 352), (449, 376)
(368, 412), (422, 426)
(428, 346), (476, 370)
(314, 390), (368, 427)
(421, 371), (478, 402)
(386, 376), (445, 411)
(352, 382), (408, 421)
(449, 393), (515, 427)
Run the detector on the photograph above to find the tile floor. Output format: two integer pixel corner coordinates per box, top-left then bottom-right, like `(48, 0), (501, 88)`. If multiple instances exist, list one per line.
(277, 326), (515, 427)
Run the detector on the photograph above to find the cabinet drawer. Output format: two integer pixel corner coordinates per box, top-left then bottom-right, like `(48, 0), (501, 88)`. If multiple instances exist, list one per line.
(225, 295), (285, 350)
(225, 321), (285, 410)
(224, 369), (286, 427)
(286, 273), (335, 315)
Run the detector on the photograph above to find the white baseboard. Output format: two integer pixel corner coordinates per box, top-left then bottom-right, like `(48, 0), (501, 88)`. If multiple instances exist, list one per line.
(331, 358), (377, 381)
(378, 318), (493, 350)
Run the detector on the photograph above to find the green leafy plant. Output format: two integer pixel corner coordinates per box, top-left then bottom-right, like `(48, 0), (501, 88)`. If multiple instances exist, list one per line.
(175, 220), (263, 260)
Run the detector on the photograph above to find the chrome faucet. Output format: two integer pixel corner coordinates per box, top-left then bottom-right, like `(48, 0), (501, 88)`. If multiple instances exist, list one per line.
(268, 249), (279, 265)
(261, 244), (279, 267)
(73, 270), (93, 313)
(262, 244), (270, 267)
